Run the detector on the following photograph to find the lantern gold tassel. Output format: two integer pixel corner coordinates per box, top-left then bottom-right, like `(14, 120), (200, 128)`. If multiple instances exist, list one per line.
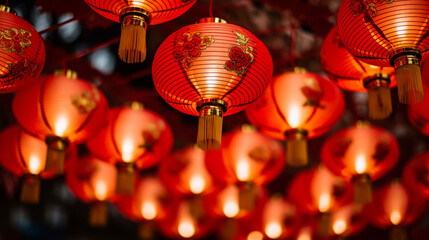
(116, 162), (135, 195)
(45, 136), (68, 175)
(138, 223), (154, 240)
(89, 202), (108, 227)
(239, 182), (256, 211)
(364, 75), (392, 120)
(285, 129), (308, 167)
(352, 174), (372, 205)
(392, 50), (423, 104)
(119, 8), (150, 63)
(20, 174), (41, 204)
(197, 102), (225, 151)
(390, 226), (407, 240)
(318, 212), (331, 237)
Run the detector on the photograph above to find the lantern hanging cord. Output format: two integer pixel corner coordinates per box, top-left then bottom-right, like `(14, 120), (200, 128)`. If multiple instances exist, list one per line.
(4, 0), (8, 6)
(38, 12), (89, 35)
(209, 0), (213, 18)
(290, 26), (296, 69)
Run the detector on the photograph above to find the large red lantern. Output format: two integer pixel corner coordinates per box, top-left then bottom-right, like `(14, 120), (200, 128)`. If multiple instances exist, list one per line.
(402, 152), (429, 200)
(337, 0), (429, 104)
(246, 70), (344, 166)
(87, 102), (173, 195)
(321, 123), (399, 204)
(0, 5), (45, 93)
(321, 26), (396, 119)
(12, 70), (109, 175)
(0, 125), (76, 203)
(152, 18), (273, 150)
(84, 0), (197, 63)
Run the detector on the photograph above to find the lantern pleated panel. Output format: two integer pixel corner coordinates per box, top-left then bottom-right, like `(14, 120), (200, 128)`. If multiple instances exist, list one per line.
(321, 26), (396, 119)
(321, 123), (399, 205)
(337, 0), (429, 104)
(0, 5), (45, 93)
(246, 70), (344, 166)
(84, 0), (197, 63)
(329, 203), (367, 237)
(12, 71), (109, 175)
(408, 80), (429, 135)
(152, 18), (273, 150)
(402, 152), (429, 200)
(87, 103), (173, 195)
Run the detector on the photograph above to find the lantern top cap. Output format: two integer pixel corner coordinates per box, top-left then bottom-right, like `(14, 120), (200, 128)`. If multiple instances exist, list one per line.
(125, 101), (144, 110)
(54, 69), (78, 79)
(197, 17), (227, 24)
(355, 120), (370, 128)
(241, 124), (256, 133)
(0, 5), (17, 15)
(293, 67), (307, 74)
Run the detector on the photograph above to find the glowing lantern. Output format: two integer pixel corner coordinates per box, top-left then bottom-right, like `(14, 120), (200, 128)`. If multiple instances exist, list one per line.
(83, 0), (196, 63)
(0, 5), (45, 93)
(246, 69), (344, 166)
(296, 226), (313, 240)
(408, 76), (429, 135)
(321, 26), (396, 119)
(0, 125), (76, 203)
(66, 155), (117, 227)
(206, 126), (284, 211)
(12, 70), (109, 175)
(321, 122), (399, 205)
(337, 0), (429, 104)
(152, 18), (273, 150)
(402, 152), (429, 200)
(330, 203), (366, 237)
(87, 102), (173, 195)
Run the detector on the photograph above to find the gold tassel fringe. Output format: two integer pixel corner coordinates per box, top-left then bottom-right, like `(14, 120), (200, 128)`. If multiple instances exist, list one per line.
(353, 174), (372, 205)
(318, 212), (331, 237)
(138, 223), (154, 240)
(238, 182), (256, 211)
(390, 226), (407, 240)
(119, 14), (148, 63)
(45, 137), (68, 175)
(396, 64), (423, 104)
(368, 86), (392, 119)
(285, 129), (308, 167)
(89, 202), (108, 227)
(197, 105), (223, 151)
(20, 174), (41, 204)
(116, 163), (135, 195)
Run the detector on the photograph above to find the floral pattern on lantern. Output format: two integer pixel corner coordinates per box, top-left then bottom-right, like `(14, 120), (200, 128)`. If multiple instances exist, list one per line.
(173, 32), (214, 69)
(224, 32), (255, 76)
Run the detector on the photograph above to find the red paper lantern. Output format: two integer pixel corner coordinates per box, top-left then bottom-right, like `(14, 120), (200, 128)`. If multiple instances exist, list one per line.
(0, 5), (45, 93)
(246, 70), (344, 166)
(152, 18), (273, 150)
(12, 70), (108, 176)
(402, 152), (429, 200)
(84, 0), (197, 63)
(321, 26), (396, 119)
(321, 123), (399, 204)
(87, 102), (173, 195)
(337, 0), (429, 104)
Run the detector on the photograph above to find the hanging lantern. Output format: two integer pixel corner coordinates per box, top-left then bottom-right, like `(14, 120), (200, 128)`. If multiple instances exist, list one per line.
(246, 69), (344, 166)
(337, 0), (429, 104)
(87, 102), (173, 195)
(329, 203), (367, 237)
(321, 26), (396, 119)
(321, 122), (399, 205)
(0, 5), (45, 93)
(66, 155), (117, 227)
(83, 0), (197, 63)
(402, 152), (429, 200)
(152, 18), (273, 150)
(364, 182), (426, 240)
(12, 70), (109, 175)
(205, 126), (284, 211)
(0, 125), (76, 204)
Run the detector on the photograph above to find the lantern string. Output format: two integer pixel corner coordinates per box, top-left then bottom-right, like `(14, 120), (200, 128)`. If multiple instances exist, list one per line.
(209, 0), (213, 18)
(4, 0), (8, 6)
(38, 12), (89, 35)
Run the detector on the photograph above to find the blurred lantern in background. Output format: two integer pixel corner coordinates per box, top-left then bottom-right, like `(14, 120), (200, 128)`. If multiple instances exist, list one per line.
(0, 5), (45, 93)
(295, 225), (314, 240)
(83, 0), (197, 63)
(12, 70), (109, 175)
(329, 203), (367, 237)
(246, 69), (344, 167)
(66, 155), (117, 227)
(365, 181), (426, 240)
(87, 102), (173, 195)
(152, 17), (273, 150)
(321, 26), (396, 119)
(337, 0), (429, 104)
(206, 125), (284, 212)
(0, 125), (76, 203)
(408, 67), (429, 135)
(402, 152), (429, 200)
(321, 122), (399, 205)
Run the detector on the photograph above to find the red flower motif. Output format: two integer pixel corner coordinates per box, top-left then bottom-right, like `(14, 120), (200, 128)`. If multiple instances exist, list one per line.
(301, 78), (325, 109)
(173, 32), (214, 69)
(0, 28), (32, 55)
(224, 32), (255, 76)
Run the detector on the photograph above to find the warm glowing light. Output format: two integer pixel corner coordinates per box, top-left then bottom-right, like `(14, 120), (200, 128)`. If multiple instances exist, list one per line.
(94, 181), (107, 201)
(355, 153), (367, 174)
(223, 199), (239, 218)
(28, 155), (42, 175)
(236, 160), (250, 181)
(54, 116), (68, 136)
(390, 210), (402, 225)
(189, 174), (206, 194)
(265, 222), (283, 239)
(318, 193), (331, 213)
(396, 26), (407, 35)
(178, 220), (195, 238)
(121, 139), (134, 163)
(333, 219), (347, 235)
(247, 231), (264, 240)
(141, 201), (157, 220)
(287, 104), (301, 128)
(297, 230), (312, 240)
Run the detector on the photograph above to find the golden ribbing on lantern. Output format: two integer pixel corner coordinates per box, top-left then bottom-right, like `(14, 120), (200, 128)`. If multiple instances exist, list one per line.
(119, 7), (150, 63)
(285, 129), (308, 167)
(197, 100), (226, 151)
(364, 74), (392, 120)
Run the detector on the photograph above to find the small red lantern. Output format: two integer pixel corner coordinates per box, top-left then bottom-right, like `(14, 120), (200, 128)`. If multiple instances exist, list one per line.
(337, 0), (429, 103)
(66, 155), (117, 227)
(321, 122), (399, 205)
(152, 18), (273, 150)
(12, 70), (109, 175)
(0, 5), (45, 93)
(321, 26), (396, 119)
(402, 152), (429, 200)
(246, 69), (344, 166)
(87, 102), (173, 195)
(84, 0), (197, 63)
(0, 125), (76, 203)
